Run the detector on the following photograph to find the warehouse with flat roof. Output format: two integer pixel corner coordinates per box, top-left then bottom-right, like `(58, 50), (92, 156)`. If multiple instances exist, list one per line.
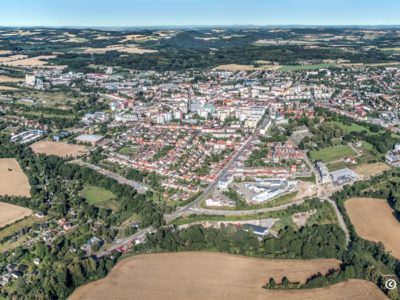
(74, 134), (104, 146)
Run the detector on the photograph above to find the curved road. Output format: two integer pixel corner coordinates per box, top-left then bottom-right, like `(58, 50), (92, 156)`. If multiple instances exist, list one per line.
(70, 159), (149, 194)
(165, 199), (306, 222)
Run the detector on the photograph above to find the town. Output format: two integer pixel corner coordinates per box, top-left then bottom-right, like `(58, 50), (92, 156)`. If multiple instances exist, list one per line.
(0, 26), (400, 299)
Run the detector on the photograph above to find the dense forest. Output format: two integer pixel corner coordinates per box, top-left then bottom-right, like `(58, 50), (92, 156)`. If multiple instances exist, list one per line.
(143, 223), (346, 259)
(50, 45), (396, 72)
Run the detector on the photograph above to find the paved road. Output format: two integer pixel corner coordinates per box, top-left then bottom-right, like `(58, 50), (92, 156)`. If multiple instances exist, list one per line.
(71, 159), (149, 194)
(170, 199), (307, 219)
(323, 197), (351, 246)
(304, 154), (350, 246)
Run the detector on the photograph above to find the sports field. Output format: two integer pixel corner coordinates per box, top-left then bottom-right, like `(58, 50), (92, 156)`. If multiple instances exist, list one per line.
(0, 158), (31, 197)
(309, 145), (356, 162)
(346, 197), (400, 259)
(80, 185), (119, 210)
(31, 141), (88, 158)
(70, 252), (386, 300)
(330, 121), (371, 133)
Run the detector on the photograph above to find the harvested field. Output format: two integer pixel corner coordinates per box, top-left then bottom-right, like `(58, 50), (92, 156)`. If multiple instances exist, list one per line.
(352, 162), (391, 178)
(1, 55), (56, 67)
(31, 141), (88, 158)
(120, 34), (161, 43)
(80, 45), (157, 54)
(260, 280), (387, 300)
(342, 62), (400, 68)
(0, 202), (32, 228)
(346, 197), (400, 259)
(0, 55), (27, 64)
(0, 86), (19, 91)
(70, 252), (344, 300)
(0, 75), (24, 83)
(0, 50), (12, 55)
(0, 158), (30, 197)
(213, 64), (279, 71)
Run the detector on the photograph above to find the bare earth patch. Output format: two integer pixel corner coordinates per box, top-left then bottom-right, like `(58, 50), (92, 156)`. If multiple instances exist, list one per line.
(31, 141), (88, 158)
(346, 197), (400, 259)
(352, 162), (391, 178)
(292, 209), (316, 227)
(295, 181), (317, 200)
(0, 202), (32, 228)
(70, 252), (343, 300)
(0, 158), (30, 197)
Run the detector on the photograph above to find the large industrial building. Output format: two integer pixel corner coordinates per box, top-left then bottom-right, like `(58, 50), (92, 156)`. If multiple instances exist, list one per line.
(330, 168), (359, 185)
(243, 179), (297, 203)
(11, 130), (45, 144)
(74, 134), (104, 146)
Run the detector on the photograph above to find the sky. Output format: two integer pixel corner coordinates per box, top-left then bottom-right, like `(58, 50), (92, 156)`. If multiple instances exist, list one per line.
(0, 0), (399, 27)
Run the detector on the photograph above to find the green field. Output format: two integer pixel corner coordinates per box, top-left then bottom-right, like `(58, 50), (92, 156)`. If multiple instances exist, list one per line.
(118, 145), (138, 156)
(330, 121), (371, 133)
(14, 91), (87, 109)
(0, 216), (48, 241)
(172, 199), (337, 229)
(380, 47), (400, 54)
(21, 111), (76, 120)
(326, 161), (349, 171)
(309, 145), (356, 162)
(80, 185), (119, 210)
(278, 63), (334, 71)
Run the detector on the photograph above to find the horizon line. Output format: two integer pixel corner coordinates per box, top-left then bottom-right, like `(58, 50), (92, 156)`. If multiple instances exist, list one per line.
(1, 24), (400, 29)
